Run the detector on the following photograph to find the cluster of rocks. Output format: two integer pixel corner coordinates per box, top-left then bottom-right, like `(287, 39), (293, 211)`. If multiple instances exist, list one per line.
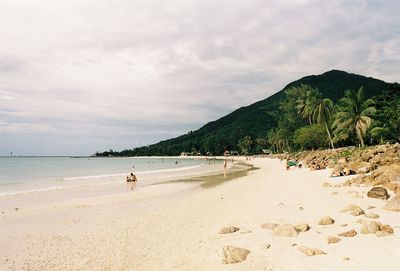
(219, 202), (396, 264)
(276, 144), (400, 195)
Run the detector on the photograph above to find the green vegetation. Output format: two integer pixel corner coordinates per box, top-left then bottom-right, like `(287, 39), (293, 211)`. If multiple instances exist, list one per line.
(96, 70), (399, 156)
(293, 125), (328, 150)
(332, 87), (376, 147)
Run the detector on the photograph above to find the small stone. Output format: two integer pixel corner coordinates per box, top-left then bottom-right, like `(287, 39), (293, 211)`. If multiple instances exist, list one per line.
(338, 230), (357, 237)
(364, 213), (379, 219)
(340, 224), (348, 227)
(367, 205), (376, 210)
(343, 257), (350, 261)
(263, 244), (271, 249)
(299, 206), (304, 211)
(297, 246), (326, 256)
(327, 236), (341, 244)
(341, 204), (365, 216)
(331, 192), (339, 196)
(222, 246), (250, 264)
(272, 224), (299, 237)
(219, 226), (240, 234)
(322, 182), (332, 188)
(380, 224), (394, 234)
(383, 195), (400, 212)
(361, 221), (381, 234)
(295, 223), (310, 232)
(261, 223), (278, 230)
(367, 187), (390, 200)
(240, 229), (252, 234)
(319, 216), (335, 225)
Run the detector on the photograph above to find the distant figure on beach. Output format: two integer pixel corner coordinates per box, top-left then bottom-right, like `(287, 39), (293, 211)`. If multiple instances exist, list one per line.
(223, 159), (227, 177)
(126, 173), (137, 190)
(127, 173), (137, 182)
(175, 160), (178, 165)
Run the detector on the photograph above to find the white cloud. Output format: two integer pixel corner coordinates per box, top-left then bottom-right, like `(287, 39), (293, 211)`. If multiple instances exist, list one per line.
(0, 0), (399, 155)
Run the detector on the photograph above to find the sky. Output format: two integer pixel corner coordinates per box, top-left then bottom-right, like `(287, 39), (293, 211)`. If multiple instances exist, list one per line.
(0, 0), (399, 156)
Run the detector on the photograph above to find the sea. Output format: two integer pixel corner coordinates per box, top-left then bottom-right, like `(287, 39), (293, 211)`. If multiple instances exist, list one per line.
(0, 157), (211, 196)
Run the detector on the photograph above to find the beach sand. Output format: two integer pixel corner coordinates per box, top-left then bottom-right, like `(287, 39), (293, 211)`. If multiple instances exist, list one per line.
(0, 158), (399, 270)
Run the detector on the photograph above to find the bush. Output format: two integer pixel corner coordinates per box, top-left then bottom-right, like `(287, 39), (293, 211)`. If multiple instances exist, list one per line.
(293, 125), (328, 150)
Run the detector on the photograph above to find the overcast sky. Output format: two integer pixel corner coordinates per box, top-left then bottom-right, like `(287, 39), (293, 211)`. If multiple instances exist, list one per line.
(0, 0), (399, 155)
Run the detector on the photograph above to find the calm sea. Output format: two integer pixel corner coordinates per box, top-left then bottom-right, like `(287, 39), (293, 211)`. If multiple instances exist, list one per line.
(0, 157), (208, 195)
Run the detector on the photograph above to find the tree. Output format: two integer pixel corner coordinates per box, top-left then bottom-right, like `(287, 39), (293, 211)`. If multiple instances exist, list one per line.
(312, 92), (335, 149)
(332, 87), (376, 147)
(295, 84), (319, 125)
(237, 136), (252, 155)
(293, 125), (328, 150)
(373, 83), (400, 142)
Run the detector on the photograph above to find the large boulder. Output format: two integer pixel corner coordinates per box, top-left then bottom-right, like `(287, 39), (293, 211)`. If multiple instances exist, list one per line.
(348, 161), (373, 174)
(222, 246), (250, 264)
(367, 187), (390, 200)
(383, 195), (400, 212)
(373, 163), (400, 180)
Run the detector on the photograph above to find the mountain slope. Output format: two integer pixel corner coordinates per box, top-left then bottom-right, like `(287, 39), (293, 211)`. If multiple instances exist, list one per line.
(101, 70), (388, 156)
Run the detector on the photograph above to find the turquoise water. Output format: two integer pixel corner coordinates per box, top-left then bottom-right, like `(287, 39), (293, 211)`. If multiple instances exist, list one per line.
(0, 157), (207, 195)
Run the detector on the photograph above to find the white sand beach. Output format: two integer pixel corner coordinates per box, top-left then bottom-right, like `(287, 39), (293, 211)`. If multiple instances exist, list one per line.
(0, 158), (399, 270)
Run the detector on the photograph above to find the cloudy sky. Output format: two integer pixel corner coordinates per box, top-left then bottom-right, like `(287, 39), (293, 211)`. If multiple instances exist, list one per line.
(0, 0), (399, 155)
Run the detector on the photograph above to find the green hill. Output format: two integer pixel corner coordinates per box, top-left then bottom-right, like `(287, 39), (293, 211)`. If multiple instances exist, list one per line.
(98, 70), (388, 156)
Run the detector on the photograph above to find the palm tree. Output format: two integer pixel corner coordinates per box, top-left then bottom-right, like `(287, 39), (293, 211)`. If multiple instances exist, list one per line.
(312, 92), (335, 149)
(295, 85), (319, 125)
(332, 87), (376, 147)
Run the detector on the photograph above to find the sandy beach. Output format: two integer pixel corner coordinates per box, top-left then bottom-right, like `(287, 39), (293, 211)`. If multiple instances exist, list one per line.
(0, 157), (399, 270)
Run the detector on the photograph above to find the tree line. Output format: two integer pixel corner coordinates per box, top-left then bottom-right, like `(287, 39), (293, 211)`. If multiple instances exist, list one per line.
(264, 82), (400, 154)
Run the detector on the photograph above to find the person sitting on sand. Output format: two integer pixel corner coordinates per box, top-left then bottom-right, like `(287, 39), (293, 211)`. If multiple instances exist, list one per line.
(126, 173), (137, 182)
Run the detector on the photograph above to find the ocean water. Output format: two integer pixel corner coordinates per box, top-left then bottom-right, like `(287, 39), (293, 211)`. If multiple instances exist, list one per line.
(0, 157), (208, 195)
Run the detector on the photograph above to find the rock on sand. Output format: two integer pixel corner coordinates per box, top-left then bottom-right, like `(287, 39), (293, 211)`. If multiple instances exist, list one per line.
(367, 187), (390, 200)
(222, 246), (250, 264)
(319, 216), (335, 225)
(327, 236), (341, 244)
(272, 224), (299, 237)
(297, 246), (326, 256)
(341, 204), (365, 216)
(383, 195), (400, 212)
(219, 226), (240, 234)
(338, 230), (357, 237)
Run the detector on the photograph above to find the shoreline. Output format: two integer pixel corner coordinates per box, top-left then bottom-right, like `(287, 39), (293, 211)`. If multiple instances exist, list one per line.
(0, 157), (244, 213)
(1, 157), (398, 270)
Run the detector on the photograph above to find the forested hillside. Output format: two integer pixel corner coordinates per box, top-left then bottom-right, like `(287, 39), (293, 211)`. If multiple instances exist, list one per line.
(97, 70), (396, 156)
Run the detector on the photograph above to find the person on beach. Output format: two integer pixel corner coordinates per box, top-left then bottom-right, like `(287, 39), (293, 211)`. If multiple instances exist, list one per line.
(223, 159), (227, 177)
(126, 173), (137, 190)
(128, 173), (137, 182)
